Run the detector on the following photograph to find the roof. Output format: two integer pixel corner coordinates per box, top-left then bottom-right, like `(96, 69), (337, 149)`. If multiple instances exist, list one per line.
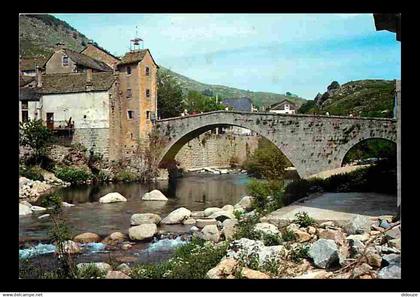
(81, 43), (121, 61)
(20, 57), (48, 71)
(19, 75), (35, 87)
(39, 72), (116, 94)
(62, 49), (113, 72)
(19, 87), (41, 101)
(118, 49), (159, 67)
(221, 97), (253, 112)
(269, 99), (297, 109)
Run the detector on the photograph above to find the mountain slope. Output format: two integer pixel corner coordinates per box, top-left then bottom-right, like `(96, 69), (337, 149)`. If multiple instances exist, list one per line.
(299, 80), (396, 118)
(19, 14), (308, 108)
(158, 67), (307, 108)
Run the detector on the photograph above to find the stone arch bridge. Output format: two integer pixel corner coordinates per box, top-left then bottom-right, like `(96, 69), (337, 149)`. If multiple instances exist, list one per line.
(154, 111), (396, 178)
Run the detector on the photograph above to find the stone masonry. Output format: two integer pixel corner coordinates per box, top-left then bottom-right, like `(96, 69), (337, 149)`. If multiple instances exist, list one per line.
(155, 111), (397, 179)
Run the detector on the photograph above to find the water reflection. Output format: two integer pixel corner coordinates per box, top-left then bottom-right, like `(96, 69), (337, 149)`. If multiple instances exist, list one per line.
(20, 174), (251, 242)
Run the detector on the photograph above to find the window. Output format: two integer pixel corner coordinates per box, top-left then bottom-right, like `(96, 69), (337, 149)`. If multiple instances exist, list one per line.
(21, 100), (28, 110)
(146, 89), (150, 98)
(126, 88), (132, 98)
(127, 66), (131, 75)
(62, 56), (69, 66)
(21, 110), (29, 122)
(127, 110), (134, 119)
(145, 67), (150, 76)
(146, 111), (151, 119)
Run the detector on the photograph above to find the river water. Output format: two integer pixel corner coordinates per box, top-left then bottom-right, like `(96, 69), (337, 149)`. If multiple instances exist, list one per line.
(19, 173), (251, 268)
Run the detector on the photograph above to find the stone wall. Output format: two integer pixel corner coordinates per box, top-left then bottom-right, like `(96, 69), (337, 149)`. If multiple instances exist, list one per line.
(73, 128), (110, 159)
(175, 132), (259, 170)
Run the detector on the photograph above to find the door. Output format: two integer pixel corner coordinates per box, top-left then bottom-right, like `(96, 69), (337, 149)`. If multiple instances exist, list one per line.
(46, 113), (54, 130)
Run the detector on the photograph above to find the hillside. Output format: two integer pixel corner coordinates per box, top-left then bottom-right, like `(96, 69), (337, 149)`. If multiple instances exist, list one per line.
(19, 14), (90, 58)
(158, 67), (307, 108)
(298, 80), (396, 118)
(19, 14), (307, 108)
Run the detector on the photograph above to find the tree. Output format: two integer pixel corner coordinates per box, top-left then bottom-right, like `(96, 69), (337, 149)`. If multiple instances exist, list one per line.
(19, 119), (52, 160)
(184, 90), (224, 113)
(243, 138), (292, 180)
(157, 70), (185, 118)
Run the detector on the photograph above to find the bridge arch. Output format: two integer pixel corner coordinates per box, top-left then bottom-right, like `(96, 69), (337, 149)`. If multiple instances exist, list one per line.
(340, 137), (397, 167)
(155, 111), (397, 179)
(158, 121), (300, 176)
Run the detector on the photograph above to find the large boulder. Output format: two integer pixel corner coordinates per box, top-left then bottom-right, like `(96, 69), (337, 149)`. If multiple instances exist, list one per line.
(234, 196), (254, 211)
(208, 210), (235, 222)
(308, 239), (341, 269)
(318, 229), (346, 246)
(385, 226), (401, 240)
(382, 254), (401, 267)
(128, 224), (157, 241)
(222, 219), (238, 240)
(191, 211), (205, 218)
(378, 265), (401, 279)
(206, 258), (238, 279)
(102, 232), (126, 245)
(196, 218), (218, 228)
(204, 207), (222, 217)
(99, 192), (127, 204)
(254, 223), (280, 237)
(130, 213), (161, 225)
(161, 207), (191, 224)
(343, 215), (371, 235)
(105, 270), (131, 279)
(294, 230), (312, 243)
(77, 262), (112, 274)
(19, 203), (33, 216)
(222, 205), (235, 213)
(201, 225), (220, 243)
(73, 232), (101, 243)
(240, 267), (270, 279)
(141, 190), (168, 201)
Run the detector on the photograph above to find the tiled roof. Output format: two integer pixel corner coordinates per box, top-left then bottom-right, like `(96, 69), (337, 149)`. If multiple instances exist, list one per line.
(39, 72), (116, 94)
(19, 87), (41, 101)
(63, 49), (113, 72)
(19, 75), (35, 87)
(269, 99), (297, 109)
(20, 57), (48, 71)
(118, 49), (158, 67)
(221, 97), (253, 112)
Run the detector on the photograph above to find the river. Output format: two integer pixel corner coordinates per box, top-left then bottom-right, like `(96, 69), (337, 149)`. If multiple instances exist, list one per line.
(19, 173), (251, 269)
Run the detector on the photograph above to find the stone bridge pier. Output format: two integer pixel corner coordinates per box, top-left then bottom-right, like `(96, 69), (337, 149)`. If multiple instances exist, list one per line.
(154, 111), (397, 179)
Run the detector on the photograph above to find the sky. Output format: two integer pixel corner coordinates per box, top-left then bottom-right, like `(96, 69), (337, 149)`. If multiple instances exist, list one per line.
(53, 13), (401, 99)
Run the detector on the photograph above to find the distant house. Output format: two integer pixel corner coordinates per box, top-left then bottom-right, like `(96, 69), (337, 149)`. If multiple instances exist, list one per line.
(268, 99), (297, 114)
(221, 97), (256, 112)
(19, 56), (47, 76)
(81, 42), (121, 70)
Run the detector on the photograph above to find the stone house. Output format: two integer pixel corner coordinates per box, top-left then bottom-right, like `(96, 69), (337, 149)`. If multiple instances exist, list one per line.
(19, 45), (158, 163)
(80, 42), (120, 70)
(268, 99), (297, 114)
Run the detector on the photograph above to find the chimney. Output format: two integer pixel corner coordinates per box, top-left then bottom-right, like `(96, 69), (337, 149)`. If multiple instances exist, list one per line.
(86, 68), (93, 91)
(36, 66), (42, 88)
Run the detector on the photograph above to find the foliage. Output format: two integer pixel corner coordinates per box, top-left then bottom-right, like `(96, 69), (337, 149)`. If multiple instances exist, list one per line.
(183, 90), (225, 113)
(157, 70), (185, 118)
(114, 170), (139, 183)
(131, 238), (229, 279)
(246, 179), (284, 214)
(40, 193), (64, 214)
(283, 158), (397, 205)
(19, 119), (53, 161)
(290, 245), (310, 263)
(54, 166), (92, 184)
(234, 212), (261, 240)
(297, 100), (320, 114)
(281, 229), (296, 242)
(243, 138), (292, 180)
(260, 232), (283, 246)
(343, 139), (396, 165)
(76, 264), (106, 279)
(293, 212), (316, 228)
(19, 165), (44, 181)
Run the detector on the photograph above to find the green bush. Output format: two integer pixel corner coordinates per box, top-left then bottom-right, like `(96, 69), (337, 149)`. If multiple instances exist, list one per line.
(76, 264), (106, 279)
(281, 229), (296, 242)
(131, 238), (229, 279)
(20, 165), (44, 181)
(243, 138), (291, 180)
(19, 119), (53, 160)
(290, 245), (310, 263)
(54, 166), (92, 184)
(234, 213), (261, 240)
(293, 212), (316, 227)
(246, 179), (284, 213)
(260, 232), (283, 246)
(114, 170), (139, 183)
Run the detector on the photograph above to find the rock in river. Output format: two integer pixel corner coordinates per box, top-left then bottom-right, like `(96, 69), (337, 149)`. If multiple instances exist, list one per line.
(130, 213), (161, 225)
(19, 203), (33, 216)
(142, 190), (168, 201)
(73, 232), (102, 243)
(99, 192), (127, 204)
(161, 207), (191, 224)
(201, 225), (220, 243)
(128, 224), (157, 241)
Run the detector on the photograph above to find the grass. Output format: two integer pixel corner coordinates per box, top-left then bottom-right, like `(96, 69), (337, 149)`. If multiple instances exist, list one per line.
(54, 166), (92, 184)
